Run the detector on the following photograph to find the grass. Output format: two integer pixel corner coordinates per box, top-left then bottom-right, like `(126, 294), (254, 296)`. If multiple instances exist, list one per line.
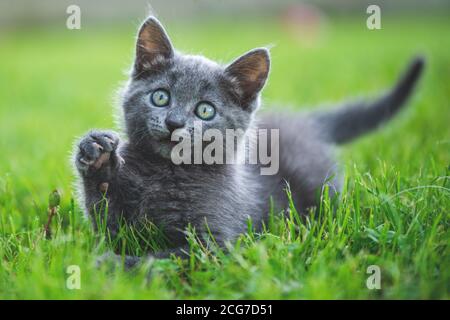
(0, 14), (449, 299)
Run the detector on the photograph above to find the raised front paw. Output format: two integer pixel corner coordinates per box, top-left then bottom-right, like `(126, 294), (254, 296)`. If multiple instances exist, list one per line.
(75, 130), (123, 176)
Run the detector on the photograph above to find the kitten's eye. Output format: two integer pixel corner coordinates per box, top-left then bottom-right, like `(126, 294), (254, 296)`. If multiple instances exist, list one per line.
(150, 89), (170, 107)
(195, 102), (216, 121)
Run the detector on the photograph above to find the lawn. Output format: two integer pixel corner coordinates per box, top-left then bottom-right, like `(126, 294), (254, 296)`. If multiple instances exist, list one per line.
(0, 14), (449, 299)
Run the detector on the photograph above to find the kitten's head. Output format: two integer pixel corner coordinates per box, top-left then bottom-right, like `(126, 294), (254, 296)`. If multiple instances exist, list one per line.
(121, 17), (270, 158)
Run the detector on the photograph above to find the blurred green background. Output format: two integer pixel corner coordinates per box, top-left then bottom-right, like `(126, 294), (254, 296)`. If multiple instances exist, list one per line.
(0, 0), (449, 299)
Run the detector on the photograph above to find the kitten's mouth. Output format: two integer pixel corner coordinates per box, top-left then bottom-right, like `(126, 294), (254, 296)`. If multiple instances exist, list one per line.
(159, 136), (177, 144)
(164, 132), (191, 146)
(158, 137), (179, 150)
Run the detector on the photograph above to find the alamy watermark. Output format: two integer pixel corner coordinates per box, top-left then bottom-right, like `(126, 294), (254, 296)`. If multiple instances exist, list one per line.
(366, 5), (381, 30)
(66, 265), (81, 290)
(66, 5), (81, 30)
(366, 265), (381, 290)
(170, 121), (279, 176)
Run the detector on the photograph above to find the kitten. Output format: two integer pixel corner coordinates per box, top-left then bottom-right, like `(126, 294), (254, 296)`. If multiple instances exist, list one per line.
(74, 17), (424, 265)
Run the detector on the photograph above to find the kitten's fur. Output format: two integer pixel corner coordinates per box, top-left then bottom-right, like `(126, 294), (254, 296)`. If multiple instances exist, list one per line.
(74, 17), (424, 265)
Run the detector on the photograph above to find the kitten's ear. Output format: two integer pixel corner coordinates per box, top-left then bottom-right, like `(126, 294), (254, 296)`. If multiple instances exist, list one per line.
(133, 17), (174, 77)
(225, 48), (270, 105)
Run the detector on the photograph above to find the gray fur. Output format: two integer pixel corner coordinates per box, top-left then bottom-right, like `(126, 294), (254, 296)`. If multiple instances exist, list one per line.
(314, 58), (425, 144)
(73, 17), (424, 264)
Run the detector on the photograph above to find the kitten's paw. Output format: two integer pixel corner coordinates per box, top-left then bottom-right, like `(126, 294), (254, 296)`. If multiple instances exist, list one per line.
(75, 130), (123, 176)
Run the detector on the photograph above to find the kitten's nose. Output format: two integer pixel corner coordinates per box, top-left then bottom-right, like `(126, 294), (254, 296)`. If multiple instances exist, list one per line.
(165, 115), (185, 133)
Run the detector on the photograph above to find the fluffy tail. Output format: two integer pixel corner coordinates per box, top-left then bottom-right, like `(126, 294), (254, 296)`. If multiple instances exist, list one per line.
(315, 57), (425, 144)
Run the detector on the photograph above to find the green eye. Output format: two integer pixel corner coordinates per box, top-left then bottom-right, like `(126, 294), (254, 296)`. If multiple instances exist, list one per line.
(151, 89), (170, 107)
(195, 102), (216, 120)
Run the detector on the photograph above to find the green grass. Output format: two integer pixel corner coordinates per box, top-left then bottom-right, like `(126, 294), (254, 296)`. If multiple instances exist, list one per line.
(0, 14), (449, 299)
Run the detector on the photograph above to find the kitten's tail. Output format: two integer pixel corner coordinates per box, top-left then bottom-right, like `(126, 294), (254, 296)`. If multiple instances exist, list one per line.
(314, 57), (425, 145)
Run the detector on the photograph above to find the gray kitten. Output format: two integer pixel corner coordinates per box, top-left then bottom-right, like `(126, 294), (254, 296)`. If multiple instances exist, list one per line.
(74, 17), (424, 265)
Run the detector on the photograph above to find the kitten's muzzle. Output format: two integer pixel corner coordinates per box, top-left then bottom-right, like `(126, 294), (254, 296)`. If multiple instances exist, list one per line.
(165, 114), (186, 133)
